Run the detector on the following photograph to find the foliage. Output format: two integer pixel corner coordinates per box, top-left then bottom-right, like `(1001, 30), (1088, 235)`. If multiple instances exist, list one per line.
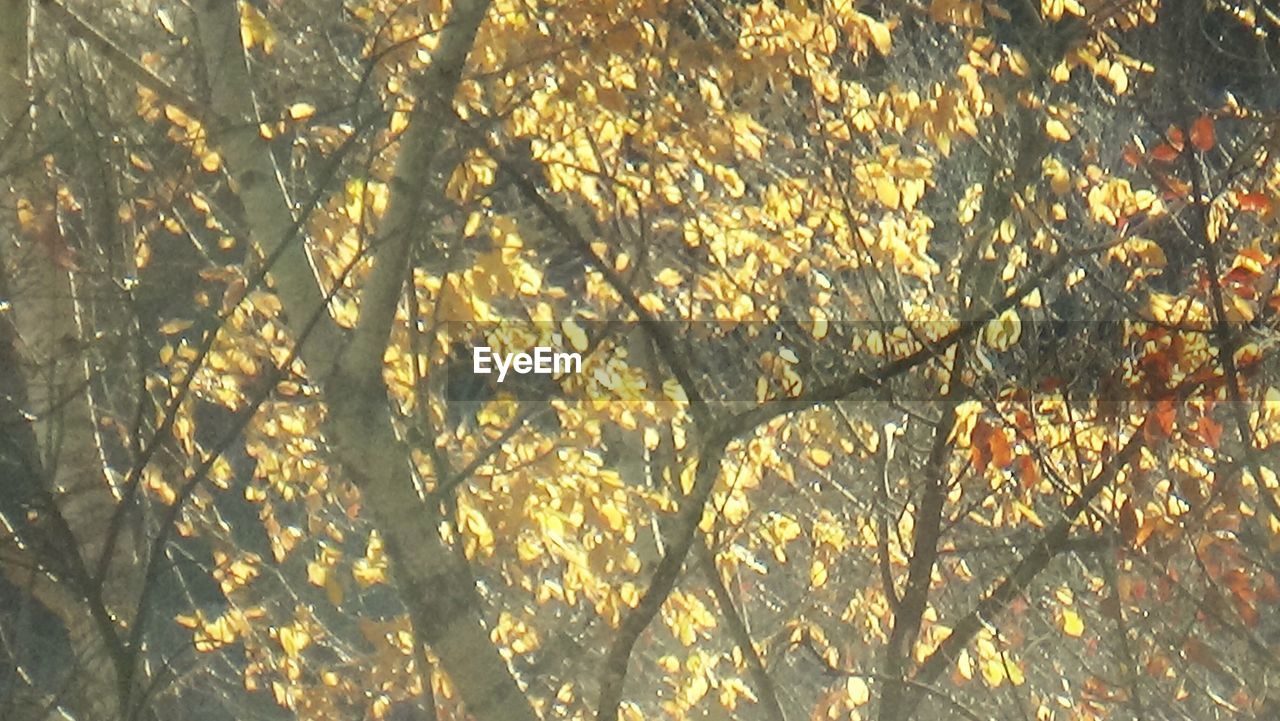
(3, 1), (1280, 721)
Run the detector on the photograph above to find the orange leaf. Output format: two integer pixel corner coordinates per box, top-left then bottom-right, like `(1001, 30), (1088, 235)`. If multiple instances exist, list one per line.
(1191, 115), (1215, 151)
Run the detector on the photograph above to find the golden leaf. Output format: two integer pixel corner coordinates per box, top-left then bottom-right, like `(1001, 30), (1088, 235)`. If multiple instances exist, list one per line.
(864, 16), (892, 55)
(563, 319), (590, 352)
(655, 268), (684, 288)
(1061, 608), (1084, 637)
(287, 102), (315, 121)
(846, 677), (870, 705)
(1045, 119), (1071, 142)
(875, 177), (901, 209)
(810, 560), (828, 587)
(279, 625), (310, 658)
(808, 447), (833, 467)
(983, 308), (1022, 351)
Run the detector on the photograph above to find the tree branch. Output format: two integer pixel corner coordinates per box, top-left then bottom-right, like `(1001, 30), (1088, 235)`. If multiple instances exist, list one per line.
(877, 342), (969, 721)
(193, 0), (342, 372)
(1179, 120), (1280, 525)
(37, 0), (206, 123)
(594, 433), (730, 721)
(726, 239), (1108, 437)
(901, 424), (1146, 717)
(696, 541), (788, 721)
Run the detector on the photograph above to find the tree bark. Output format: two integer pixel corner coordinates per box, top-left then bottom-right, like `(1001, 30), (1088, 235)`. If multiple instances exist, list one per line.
(191, 2), (538, 720)
(1, 5), (132, 721)
(0, 0), (29, 139)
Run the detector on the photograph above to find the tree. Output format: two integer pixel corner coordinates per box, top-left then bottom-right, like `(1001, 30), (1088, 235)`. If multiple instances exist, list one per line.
(2, 1), (1280, 720)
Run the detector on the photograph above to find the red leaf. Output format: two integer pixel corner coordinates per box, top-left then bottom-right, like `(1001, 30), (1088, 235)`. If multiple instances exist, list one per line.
(989, 429), (1013, 469)
(1236, 191), (1272, 214)
(1224, 569), (1254, 598)
(1016, 455), (1040, 488)
(1150, 143), (1180, 163)
(1259, 573), (1280, 603)
(1183, 638), (1223, 672)
(1234, 597), (1260, 627)
(1149, 399), (1176, 438)
(1013, 409), (1033, 434)
(1146, 654), (1170, 678)
(1195, 416), (1223, 449)
(1191, 114), (1215, 151)
(1122, 142), (1143, 167)
(970, 420), (993, 472)
(1158, 175), (1192, 199)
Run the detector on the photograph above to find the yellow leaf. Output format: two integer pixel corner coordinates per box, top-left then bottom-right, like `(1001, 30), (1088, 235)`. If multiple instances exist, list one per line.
(957, 649), (974, 680)
(1045, 162), (1071, 196)
(599, 501), (625, 532)
(1107, 62), (1129, 94)
(983, 308), (1022, 351)
(1006, 658), (1025, 686)
(981, 656), (1005, 686)
(846, 676), (870, 705)
(864, 16), (892, 55)
(1013, 500), (1043, 528)
(279, 625), (310, 658)
(306, 561), (327, 587)
(239, 3), (277, 54)
(201, 151), (222, 173)
(562, 319), (589, 352)
(352, 560), (386, 586)
(810, 307), (829, 340)
(875, 177), (901, 209)
(1008, 49), (1029, 76)
(390, 110), (410, 134)
(1045, 119), (1071, 142)
(1225, 293), (1255, 322)
(1061, 608), (1084, 637)
(463, 505), (495, 553)
(159, 319), (193, 335)
(810, 560), (828, 587)
(809, 447), (832, 468)
(655, 268), (684, 288)
(288, 102), (316, 121)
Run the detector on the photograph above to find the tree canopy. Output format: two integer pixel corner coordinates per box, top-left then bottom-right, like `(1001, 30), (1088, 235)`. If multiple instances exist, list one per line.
(3, 0), (1280, 720)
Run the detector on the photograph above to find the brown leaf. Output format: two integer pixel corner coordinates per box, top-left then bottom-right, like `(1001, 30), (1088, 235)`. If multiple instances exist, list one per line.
(1119, 499), (1139, 546)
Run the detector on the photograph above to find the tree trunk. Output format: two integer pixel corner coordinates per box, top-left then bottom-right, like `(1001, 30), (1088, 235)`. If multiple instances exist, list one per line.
(0, 0), (29, 141)
(1, 4), (131, 721)
(190, 2), (539, 719)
